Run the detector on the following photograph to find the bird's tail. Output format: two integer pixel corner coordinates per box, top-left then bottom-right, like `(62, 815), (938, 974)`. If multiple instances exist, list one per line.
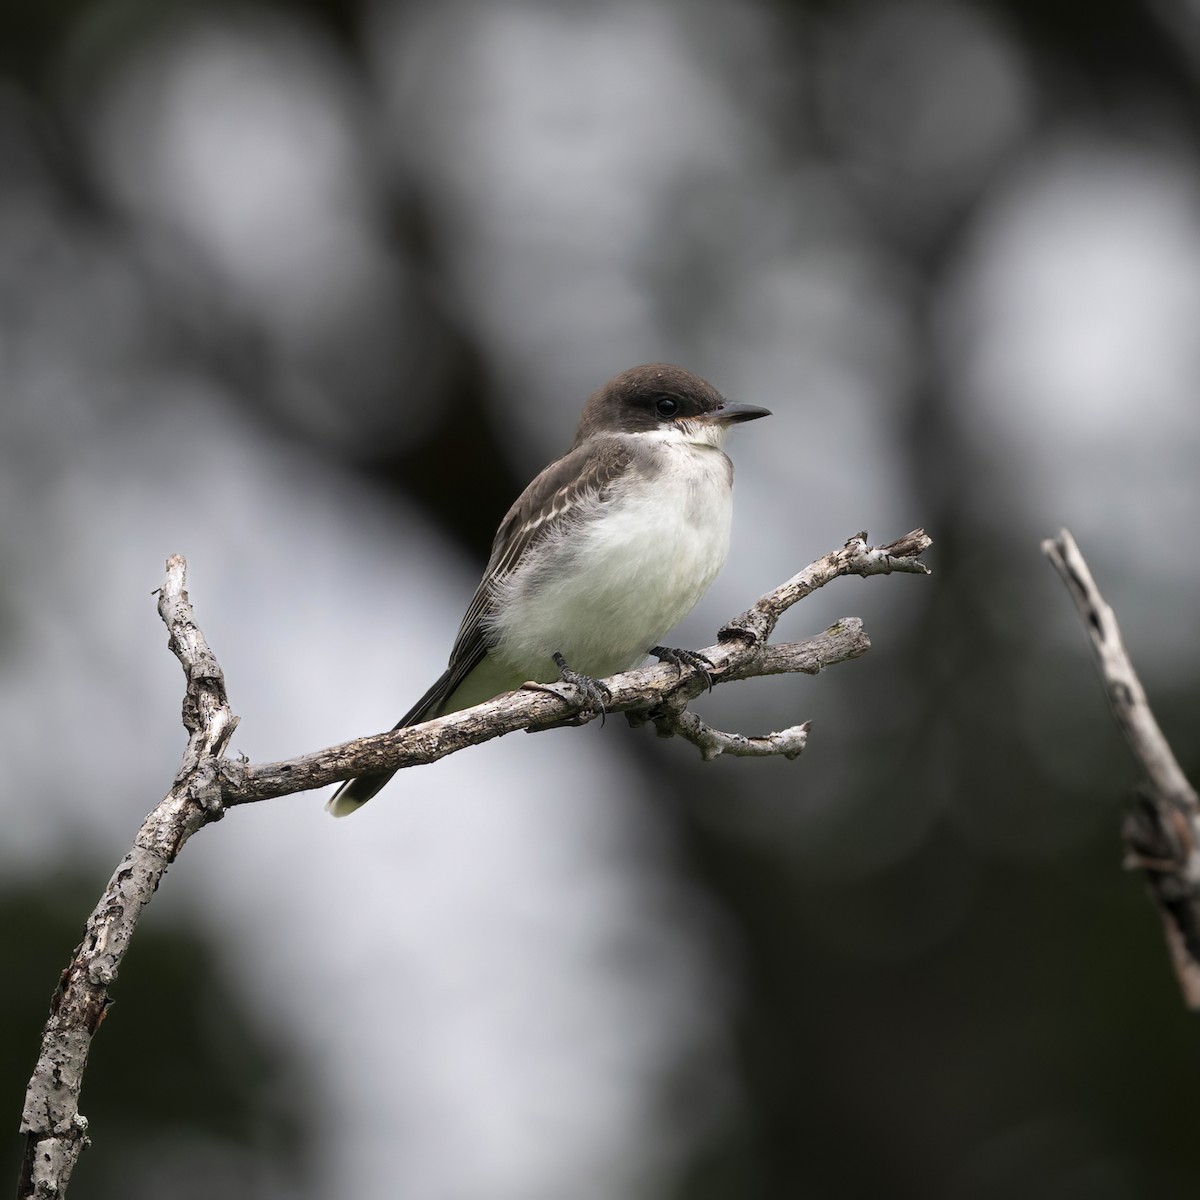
(325, 667), (458, 818)
(325, 771), (395, 818)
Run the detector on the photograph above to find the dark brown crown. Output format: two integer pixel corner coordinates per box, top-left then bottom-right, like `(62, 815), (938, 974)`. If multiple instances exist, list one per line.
(571, 364), (727, 446)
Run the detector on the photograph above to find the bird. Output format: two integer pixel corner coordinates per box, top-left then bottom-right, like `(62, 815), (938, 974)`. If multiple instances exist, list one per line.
(327, 363), (770, 816)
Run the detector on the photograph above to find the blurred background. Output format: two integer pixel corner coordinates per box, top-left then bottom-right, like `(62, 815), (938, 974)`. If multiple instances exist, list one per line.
(4, 0), (1200, 1196)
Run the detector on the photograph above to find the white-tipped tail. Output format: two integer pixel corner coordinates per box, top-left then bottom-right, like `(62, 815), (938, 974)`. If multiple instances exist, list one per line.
(325, 770), (395, 817)
(325, 791), (367, 818)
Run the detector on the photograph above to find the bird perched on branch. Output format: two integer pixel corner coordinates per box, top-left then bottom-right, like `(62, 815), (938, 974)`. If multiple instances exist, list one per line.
(328, 362), (770, 816)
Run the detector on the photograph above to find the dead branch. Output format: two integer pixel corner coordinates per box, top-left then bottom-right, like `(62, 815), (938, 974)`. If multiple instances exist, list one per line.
(17, 529), (931, 1198)
(1043, 528), (1200, 1008)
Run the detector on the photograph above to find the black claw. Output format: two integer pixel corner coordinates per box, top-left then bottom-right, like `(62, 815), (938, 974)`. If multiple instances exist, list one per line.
(552, 651), (610, 722)
(650, 645), (715, 693)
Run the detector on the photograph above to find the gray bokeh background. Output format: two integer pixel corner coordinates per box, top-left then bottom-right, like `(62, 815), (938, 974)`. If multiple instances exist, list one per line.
(4, 1), (1200, 1197)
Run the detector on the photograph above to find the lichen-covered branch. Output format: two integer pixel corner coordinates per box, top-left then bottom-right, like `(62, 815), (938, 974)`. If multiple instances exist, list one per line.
(655, 711), (812, 762)
(16, 530), (931, 1199)
(718, 528), (932, 648)
(1043, 528), (1200, 1008)
(18, 556), (238, 1199)
(222, 533), (930, 804)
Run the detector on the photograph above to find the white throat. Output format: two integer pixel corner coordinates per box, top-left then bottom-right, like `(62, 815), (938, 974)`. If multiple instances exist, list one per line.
(648, 419), (731, 451)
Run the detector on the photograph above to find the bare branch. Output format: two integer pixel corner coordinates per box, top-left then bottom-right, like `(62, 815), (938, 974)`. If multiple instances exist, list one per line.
(16, 530), (931, 1198)
(18, 556), (238, 1199)
(655, 711), (811, 762)
(719, 529), (932, 647)
(222, 531), (928, 805)
(220, 629), (865, 802)
(1043, 528), (1200, 1008)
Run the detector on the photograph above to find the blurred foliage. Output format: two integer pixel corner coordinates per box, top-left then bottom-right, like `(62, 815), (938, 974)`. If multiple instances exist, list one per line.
(4, 0), (1200, 1198)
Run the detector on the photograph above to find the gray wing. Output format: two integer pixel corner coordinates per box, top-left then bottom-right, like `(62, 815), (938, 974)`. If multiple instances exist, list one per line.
(325, 438), (633, 816)
(429, 438), (635, 716)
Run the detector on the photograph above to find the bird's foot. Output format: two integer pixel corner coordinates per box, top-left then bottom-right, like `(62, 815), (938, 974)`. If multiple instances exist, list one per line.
(650, 645), (716, 693)
(552, 651), (610, 721)
(521, 652), (611, 725)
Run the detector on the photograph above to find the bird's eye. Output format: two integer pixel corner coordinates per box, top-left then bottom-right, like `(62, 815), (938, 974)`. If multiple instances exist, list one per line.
(655, 397), (679, 418)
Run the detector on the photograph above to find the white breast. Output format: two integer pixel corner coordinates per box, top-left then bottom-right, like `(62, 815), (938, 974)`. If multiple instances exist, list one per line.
(486, 436), (734, 682)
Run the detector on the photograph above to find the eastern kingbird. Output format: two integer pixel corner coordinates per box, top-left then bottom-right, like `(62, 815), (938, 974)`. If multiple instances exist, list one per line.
(328, 363), (769, 816)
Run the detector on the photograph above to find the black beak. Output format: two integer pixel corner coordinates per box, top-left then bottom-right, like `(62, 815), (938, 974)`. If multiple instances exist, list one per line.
(715, 402), (772, 424)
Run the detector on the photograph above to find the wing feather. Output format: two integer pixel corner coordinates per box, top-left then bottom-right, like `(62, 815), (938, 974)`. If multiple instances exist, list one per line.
(425, 439), (634, 716)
